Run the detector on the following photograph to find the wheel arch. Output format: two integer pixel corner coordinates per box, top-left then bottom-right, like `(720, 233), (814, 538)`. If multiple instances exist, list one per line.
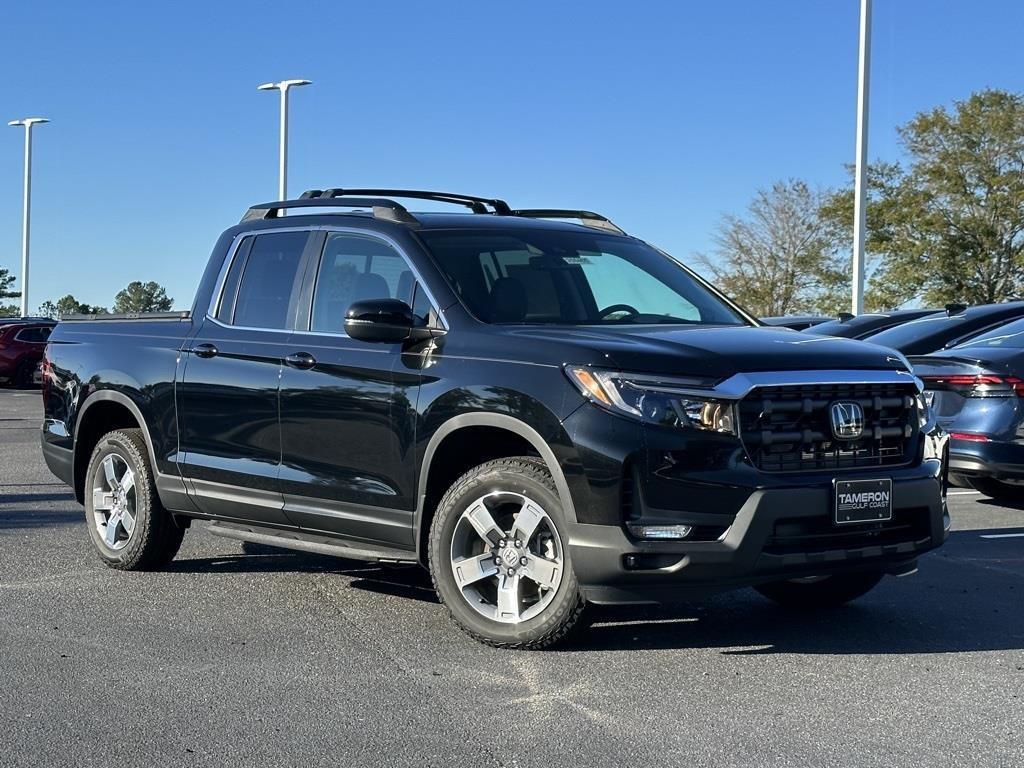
(414, 413), (577, 563)
(72, 391), (158, 504)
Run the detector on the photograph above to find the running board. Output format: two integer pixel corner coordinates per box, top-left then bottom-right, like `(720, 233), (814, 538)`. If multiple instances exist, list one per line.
(207, 521), (417, 564)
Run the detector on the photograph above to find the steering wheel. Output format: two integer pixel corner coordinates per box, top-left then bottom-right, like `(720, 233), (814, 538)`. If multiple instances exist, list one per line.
(599, 303), (641, 321)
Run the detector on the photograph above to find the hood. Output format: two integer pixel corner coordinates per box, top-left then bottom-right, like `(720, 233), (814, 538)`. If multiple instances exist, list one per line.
(498, 325), (909, 380)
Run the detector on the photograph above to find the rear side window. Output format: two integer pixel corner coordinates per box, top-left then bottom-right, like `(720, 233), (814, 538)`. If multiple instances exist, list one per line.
(310, 233), (416, 333)
(230, 232), (309, 329)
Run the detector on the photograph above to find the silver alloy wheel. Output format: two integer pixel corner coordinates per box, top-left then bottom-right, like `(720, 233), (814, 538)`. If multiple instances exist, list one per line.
(449, 490), (564, 624)
(92, 453), (138, 551)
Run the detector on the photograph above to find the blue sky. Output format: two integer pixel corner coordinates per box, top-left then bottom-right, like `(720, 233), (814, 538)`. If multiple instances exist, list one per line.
(2, 0), (1023, 311)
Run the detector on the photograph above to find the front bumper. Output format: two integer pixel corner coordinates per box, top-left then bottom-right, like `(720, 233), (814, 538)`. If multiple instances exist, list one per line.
(948, 438), (1024, 481)
(561, 395), (949, 605)
(568, 472), (948, 604)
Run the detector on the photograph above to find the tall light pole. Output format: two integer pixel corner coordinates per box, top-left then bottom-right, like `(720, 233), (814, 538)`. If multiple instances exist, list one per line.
(257, 79), (311, 201)
(851, 0), (872, 315)
(8, 117), (49, 318)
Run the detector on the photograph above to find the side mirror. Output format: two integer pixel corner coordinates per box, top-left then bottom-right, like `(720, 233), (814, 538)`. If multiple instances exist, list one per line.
(344, 298), (442, 343)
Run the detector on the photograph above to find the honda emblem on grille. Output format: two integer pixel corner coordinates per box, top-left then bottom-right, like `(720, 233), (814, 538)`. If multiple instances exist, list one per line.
(829, 401), (864, 440)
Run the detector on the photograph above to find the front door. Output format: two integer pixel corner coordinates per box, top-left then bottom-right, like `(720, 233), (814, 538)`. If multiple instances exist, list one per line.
(278, 231), (422, 546)
(177, 230), (314, 525)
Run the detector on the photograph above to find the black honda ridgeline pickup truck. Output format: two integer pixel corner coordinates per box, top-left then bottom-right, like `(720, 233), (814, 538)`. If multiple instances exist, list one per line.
(41, 189), (950, 648)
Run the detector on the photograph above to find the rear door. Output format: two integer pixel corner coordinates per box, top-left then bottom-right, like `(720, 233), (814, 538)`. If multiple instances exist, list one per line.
(177, 229), (316, 524)
(277, 230), (428, 546)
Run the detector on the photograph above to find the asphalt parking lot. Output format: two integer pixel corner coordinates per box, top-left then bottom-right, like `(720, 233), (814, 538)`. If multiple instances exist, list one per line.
(1, 389), (1022, 768)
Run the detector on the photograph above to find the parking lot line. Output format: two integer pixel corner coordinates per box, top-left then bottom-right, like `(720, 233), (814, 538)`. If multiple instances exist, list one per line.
(948, 490), (982, 496)
(979, 532), (1024, 539)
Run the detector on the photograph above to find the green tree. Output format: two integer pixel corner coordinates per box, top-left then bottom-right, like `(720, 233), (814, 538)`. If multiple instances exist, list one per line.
(112, 281), (173, 314)
(697, 179), (848, 316)
(1, 266), (20, 317)
(824, 89), (1024, 308)
(38, 295), (108, 319)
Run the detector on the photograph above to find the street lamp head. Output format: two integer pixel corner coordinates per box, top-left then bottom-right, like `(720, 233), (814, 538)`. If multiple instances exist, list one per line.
(257, 79), (312, 92)
(8, 117), (50, 127)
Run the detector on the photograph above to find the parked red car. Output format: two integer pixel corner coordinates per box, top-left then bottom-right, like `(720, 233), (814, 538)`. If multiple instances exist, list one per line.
(0, 318), (56, 387)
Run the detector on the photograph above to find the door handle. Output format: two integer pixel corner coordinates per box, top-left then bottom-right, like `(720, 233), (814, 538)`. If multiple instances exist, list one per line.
(284, 351), (317, 370)
(192, 343), (218, 359)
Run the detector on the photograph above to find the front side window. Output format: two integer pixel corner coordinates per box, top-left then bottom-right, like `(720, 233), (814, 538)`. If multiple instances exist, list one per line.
(230, 232), (309, 329)
(419, 229), (747, 326)
(310, 233), (417, 333)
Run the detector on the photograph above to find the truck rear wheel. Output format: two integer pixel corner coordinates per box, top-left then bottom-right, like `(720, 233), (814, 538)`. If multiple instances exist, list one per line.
(755, 571), (884, 610)
(429, 457), (586, 649)
(14, 360), (34, 389)
(84, 428), (184, 570)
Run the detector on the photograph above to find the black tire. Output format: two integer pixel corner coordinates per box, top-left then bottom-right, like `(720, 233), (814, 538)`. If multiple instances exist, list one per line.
(947, 472), (973, 489)
(429, 457), (586, 649)
(969, 477), (1024, 502)
(14, 360), (34, 389)
(755, 570), (884, 610)
(84, 428), (184, 570)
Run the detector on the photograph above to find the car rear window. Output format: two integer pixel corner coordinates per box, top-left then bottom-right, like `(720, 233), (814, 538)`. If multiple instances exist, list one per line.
(954, 317), (1024, 348)
(867, 313), (967, 349)
(14, 326), (52, 343)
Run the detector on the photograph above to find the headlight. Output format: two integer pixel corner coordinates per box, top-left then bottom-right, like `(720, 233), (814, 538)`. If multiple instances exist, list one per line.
(564, 366), (736, 434)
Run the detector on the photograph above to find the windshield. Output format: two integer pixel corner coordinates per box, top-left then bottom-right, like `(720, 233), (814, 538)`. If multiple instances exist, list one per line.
(418, 229), (749, 326)
(954, 318), (1024, 349)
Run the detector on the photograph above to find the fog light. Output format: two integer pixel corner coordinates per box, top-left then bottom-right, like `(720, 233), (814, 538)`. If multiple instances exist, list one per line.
(626, 523), (694, 540)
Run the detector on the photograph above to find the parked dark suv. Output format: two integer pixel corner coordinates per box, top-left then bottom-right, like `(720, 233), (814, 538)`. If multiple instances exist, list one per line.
(1, 318), (55, 387)
(41, 189), (949, 648)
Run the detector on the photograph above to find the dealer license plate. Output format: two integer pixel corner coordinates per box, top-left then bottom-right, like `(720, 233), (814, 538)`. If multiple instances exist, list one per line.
(834, 478), (893, 525)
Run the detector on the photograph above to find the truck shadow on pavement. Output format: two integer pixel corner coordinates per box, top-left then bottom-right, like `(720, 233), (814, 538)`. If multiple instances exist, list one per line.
(0, 500), (80, 530)
(169, 541), (440, 603)
(166, 529), (1024, 655)
(564, 527), (1024, 654)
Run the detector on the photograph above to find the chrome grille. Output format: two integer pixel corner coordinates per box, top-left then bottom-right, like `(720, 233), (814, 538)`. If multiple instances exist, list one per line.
(738, 382), (918, 472)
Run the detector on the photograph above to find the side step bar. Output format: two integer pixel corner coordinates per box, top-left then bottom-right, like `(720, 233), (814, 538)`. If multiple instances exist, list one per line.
(207, 521), (418, 565)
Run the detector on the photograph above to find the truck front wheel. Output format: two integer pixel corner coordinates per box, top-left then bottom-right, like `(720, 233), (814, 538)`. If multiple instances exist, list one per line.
(755, 571), (884, 610)
(84, 428), (184, 570)
(429, 457), (586, 649)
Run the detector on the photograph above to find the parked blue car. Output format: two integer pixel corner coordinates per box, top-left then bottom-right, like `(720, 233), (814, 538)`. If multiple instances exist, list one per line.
(912, 317), (1024, 501)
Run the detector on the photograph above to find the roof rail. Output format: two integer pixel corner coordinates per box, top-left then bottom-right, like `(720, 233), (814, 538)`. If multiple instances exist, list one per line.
(241, 197), (419, 224)
(511, 209), (625, 235)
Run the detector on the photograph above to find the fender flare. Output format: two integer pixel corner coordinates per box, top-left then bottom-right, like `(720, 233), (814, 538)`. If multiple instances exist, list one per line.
(415, 413), (578, 551)
(74, 390), (160, 485)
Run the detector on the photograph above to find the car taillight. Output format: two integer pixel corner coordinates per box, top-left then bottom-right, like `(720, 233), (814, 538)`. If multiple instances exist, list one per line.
(948, 431), (990, 442)
(919, 374), (1024, 398)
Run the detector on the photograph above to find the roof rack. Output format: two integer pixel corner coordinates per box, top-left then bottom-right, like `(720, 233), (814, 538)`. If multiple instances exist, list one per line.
(511, 209), (625, 235)
(305, 188), (513, 215)
(240, 189), (626, 234)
